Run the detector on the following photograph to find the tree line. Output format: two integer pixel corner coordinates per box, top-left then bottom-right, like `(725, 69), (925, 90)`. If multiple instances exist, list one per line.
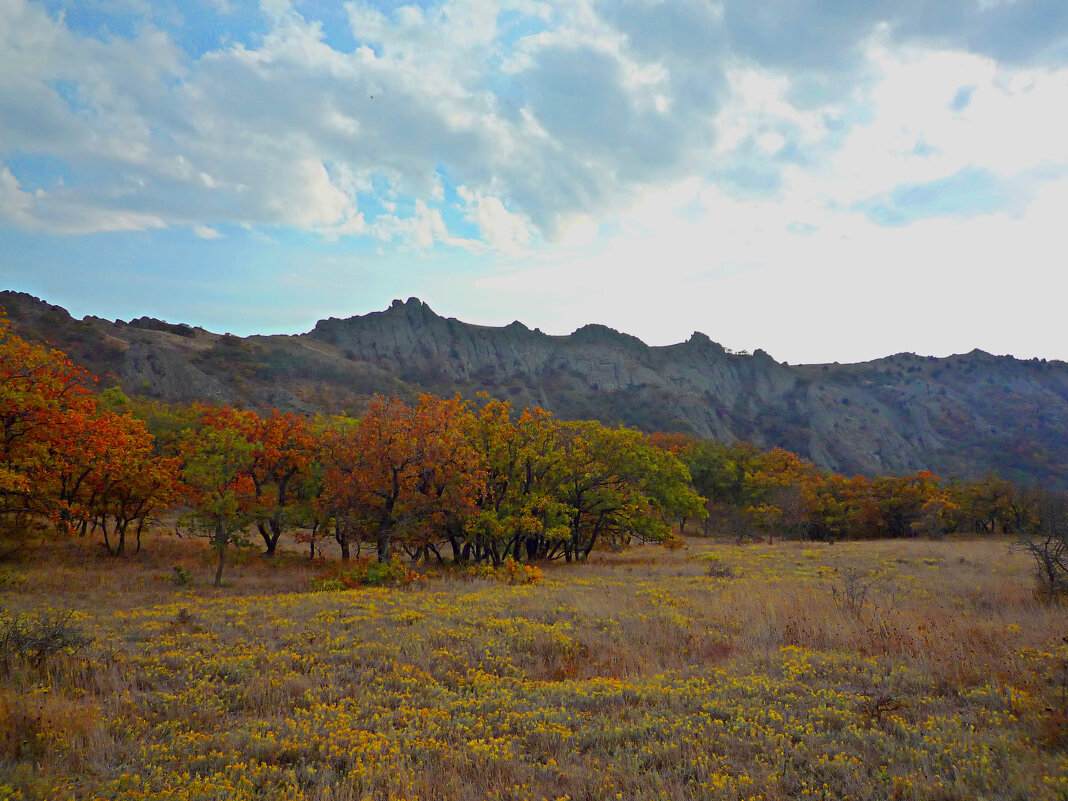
(664, 433), (1031, 542)
(1, 312), (1060, 588)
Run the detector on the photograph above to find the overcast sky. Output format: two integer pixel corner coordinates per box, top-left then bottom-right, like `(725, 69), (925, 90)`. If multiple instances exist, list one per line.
(1, 0), (1067, 364)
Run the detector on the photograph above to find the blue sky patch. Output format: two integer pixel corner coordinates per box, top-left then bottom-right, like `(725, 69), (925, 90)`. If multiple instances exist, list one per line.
(856, 168), (1013, 227)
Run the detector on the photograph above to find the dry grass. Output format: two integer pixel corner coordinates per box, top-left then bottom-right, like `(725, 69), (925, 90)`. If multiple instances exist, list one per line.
(0, 533), (1066, 800)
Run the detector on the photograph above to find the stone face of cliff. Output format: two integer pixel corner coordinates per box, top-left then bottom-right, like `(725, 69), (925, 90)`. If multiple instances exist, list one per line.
(4, 291), (1067, 486)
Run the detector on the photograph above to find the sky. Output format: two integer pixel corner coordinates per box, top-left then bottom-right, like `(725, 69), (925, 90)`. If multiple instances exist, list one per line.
(1, 0), (1067, 365)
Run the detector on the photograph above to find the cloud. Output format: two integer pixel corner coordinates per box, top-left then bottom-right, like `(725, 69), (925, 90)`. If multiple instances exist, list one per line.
(457, 187), (533, 254)
(193, 224), (223, 239)
(368, 200), (481, 252)
(0, 0), (1066, 251)
(0, 166), (166, 233)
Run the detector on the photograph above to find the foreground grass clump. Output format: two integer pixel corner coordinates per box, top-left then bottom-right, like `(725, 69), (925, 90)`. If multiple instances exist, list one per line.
(0, 537), (1066, 800)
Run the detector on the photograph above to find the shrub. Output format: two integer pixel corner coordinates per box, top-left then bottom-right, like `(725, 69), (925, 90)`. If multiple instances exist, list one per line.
(700, 555), (737, 579)
(312, 557), (421, 590)
(498, 556), (543, 585)
(0, 566), (26, 590)
(1013, 489), (1068, 599)
(171, 566), (192, 587)
(830, 567), (881, 617)
(0, 611), (91, 671)
(467, 557), (543, 585)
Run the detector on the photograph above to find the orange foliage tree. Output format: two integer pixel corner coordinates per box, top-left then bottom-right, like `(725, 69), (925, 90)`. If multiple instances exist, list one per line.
(200, 406), (316, 556)
(0, 312), (98, 528)
(322, 395), (484, 563)
(84, 413), (181, 555)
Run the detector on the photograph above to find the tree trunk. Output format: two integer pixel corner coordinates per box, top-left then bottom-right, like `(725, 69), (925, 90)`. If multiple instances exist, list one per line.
(214, 521), (226, 588)
(334, 519), (350, 562)
(258, 522), (279, 557)
(376, 526), (391, 563)
(582, 531), (598, 560)
(135, 520), (144, 554)
(101, 519), (113, 555)
(116, 520), (127, 556)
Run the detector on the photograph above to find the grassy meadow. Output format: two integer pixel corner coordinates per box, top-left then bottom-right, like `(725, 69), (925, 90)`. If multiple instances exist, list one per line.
(1, 535), (1066, 801)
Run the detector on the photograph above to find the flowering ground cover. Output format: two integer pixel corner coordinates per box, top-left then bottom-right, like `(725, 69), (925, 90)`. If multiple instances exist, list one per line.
(1, 537), (1066, 800)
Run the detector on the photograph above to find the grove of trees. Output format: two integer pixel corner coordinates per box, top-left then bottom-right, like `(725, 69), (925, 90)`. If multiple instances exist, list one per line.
(2, 312), (1065, 592)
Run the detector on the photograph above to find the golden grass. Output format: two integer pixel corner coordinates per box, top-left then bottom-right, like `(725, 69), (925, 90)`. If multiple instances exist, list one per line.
(0, 534), (1066, 800)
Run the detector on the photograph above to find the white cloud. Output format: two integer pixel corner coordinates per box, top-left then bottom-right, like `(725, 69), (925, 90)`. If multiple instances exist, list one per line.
(193, 224), (223, 239)
(0, 167), (34, 226)
(0, 166), (166, 233)
(457, 187), (533, 254)
(1, 0), (1067, 271)
(472, 35), (1068, 361)
(369, 200), (481, 252)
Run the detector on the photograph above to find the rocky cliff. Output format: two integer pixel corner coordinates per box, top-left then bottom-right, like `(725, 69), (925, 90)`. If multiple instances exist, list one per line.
(4, 291), (1067, 486)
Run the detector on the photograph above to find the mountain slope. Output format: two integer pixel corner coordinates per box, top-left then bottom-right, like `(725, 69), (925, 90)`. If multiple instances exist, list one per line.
(3, 290), (1066, 486)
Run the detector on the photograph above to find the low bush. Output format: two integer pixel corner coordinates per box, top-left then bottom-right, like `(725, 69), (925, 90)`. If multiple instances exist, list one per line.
(0, 611), (92, 671)
(312, 557), (421, 590)
(465, 557), (543, 585)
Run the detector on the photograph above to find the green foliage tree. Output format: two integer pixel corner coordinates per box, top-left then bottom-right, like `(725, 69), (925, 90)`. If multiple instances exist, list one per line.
(179, 422), (257, 588)
(464, 399), (571, 565)
(553, 421), (704, 561)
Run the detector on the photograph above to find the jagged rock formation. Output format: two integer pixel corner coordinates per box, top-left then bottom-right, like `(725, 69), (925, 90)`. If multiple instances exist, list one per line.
(3, 290), (1067, 486)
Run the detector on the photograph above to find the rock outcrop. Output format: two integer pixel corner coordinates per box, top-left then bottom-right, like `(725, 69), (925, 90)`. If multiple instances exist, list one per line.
(3, 290), (1066, 486)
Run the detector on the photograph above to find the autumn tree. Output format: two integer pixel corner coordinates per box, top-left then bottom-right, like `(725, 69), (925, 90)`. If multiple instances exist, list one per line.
(742, 448), (825, 542)
(316, 415), (360, 561)
(871, 471), (944, 538)
(322, 395), (483, 563)
(201, 406), (316, 556)
(0, 311), (97, 528)
(85, 414), (181, 555)
(954, 475), (1019, 534)
(682, 440), (761, 536)
(820, 473), (881, 540)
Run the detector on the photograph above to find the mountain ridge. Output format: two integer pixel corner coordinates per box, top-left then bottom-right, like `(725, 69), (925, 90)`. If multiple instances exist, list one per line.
(3, 289), (1066, 488)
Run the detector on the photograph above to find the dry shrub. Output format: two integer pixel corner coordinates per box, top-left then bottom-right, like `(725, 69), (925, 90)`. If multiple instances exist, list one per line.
(0, 610), (91, 672)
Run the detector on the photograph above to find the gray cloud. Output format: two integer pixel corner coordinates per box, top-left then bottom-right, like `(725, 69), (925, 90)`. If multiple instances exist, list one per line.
(893, 0), (1068, 66)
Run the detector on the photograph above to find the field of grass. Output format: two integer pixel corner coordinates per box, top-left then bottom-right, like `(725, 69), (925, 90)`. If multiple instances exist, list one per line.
(1, 535), (1066, 800)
